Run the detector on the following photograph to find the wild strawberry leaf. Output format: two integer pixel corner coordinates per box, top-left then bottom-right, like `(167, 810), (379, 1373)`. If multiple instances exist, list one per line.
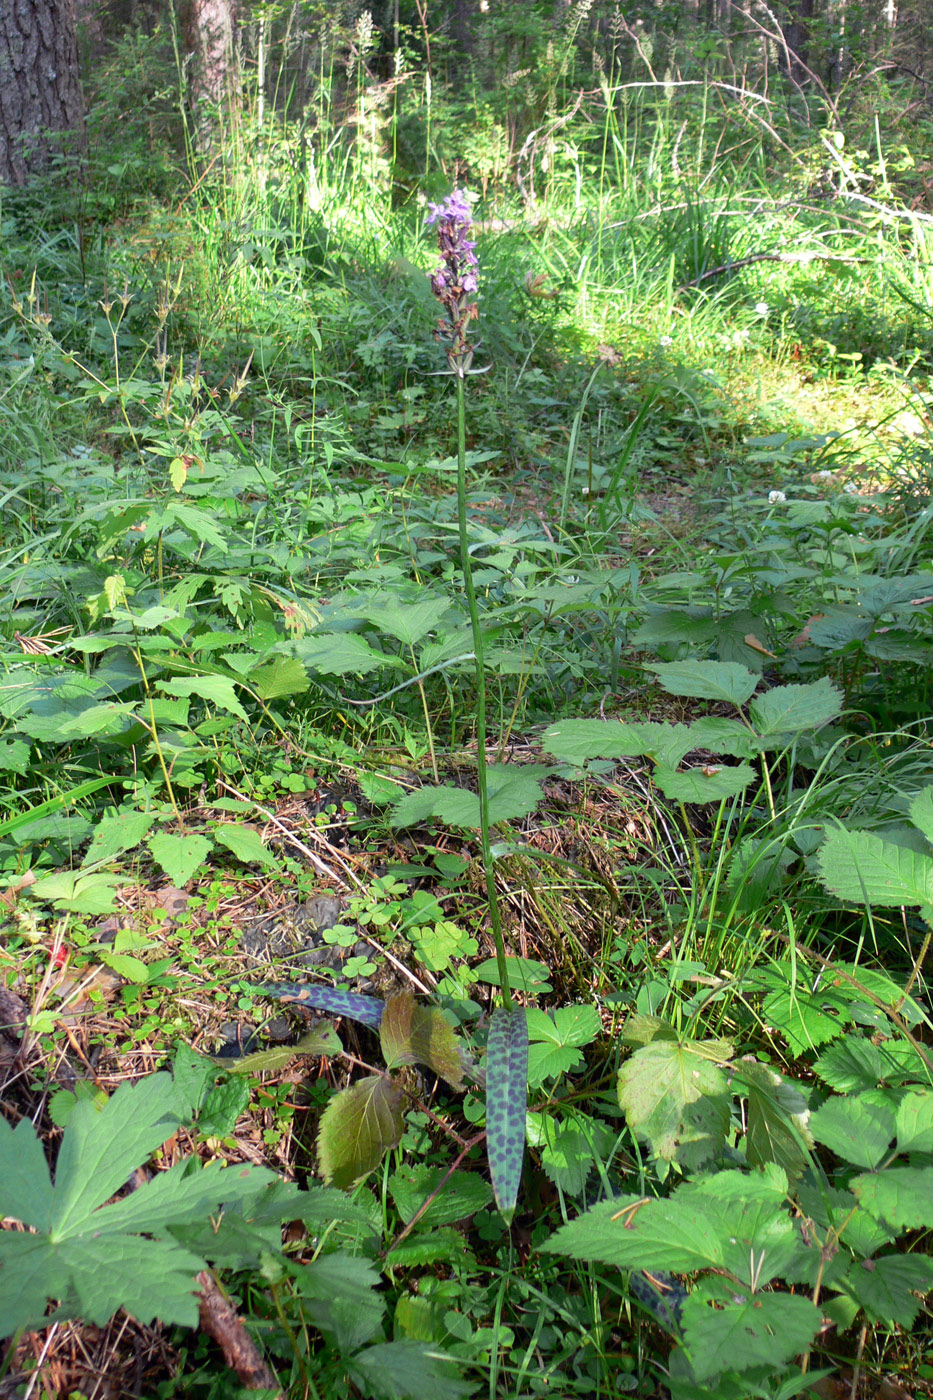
(844, 1252), (933, 1327)
(680, 1287), (822, 1384)
(810, 1094), (895, 1170)
(317, 1075), (405, 1190)
(486, 1007), (528, 1222)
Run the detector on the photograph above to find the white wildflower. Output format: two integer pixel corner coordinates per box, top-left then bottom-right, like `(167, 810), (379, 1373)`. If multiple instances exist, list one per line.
(755, 301), (769, 316)
(768, 490), (787, 504)
(843, 481), (860, 494)
(817, 469), (833, 479)
(659, 335), (673, 348)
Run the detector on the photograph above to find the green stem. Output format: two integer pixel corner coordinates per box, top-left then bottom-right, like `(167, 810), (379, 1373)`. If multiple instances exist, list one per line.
(455, 373), (512, 1011)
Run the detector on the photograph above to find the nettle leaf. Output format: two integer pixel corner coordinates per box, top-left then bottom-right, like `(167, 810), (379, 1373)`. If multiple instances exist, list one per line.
(908, 786), (933, 846)
(389, 1164), (493, 1227)
(650, 661), (758, 706)
(682, 716), (756, 758)
(749, 677), (843, 740)
(348, 1339), (475, 1400)
(486, 1008), (529, 1221)
(541, 718), (670, 765)
(356, 595), (450, 647)
(379, 992), (465, 1087)
(390, 765), (549, 830)
(159, 676), (248, 721)
(846, 1253), (933, 1327)
(895, 1090), (933, 1154)
(810, 1095), (895, 1170)
(212, 822), (280, 869)
(817, 826), (933, 908)
(735, 1060), (813, 1182)
(618, 1038), (733, 1169)
(147, 831), (213, 886)
(525, 1005), (601, 1088)
(853, 1167), (933, 1228)
(318, 1075), (404, 1190)
(543, 1193), (726, 1275)
(246, 981), (386, 1031)
(83, 809), (157, 867)
(295, 632), (405, 676)
(680, 1288), (822, 1385)
(814, 1036), (890, 1093)
(758, 968), (855, 1055)
(653, 763), (756, 804)
(249, 656), (310, 700)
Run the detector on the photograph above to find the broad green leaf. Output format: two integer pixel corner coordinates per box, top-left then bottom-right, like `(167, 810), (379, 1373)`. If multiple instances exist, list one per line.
(814, 1036), (889, 1093)
(247, 981), (385, 1030)
(749, 677), (843, 739)
(147, 831), (212, 886)
(796, 1184), (893, 1258)
(543, 1194), (726, 1273)
(379, 992), (465, 1087)
(810, 1095), (895, 1169)
(682, 716), (756, 758)
(895, 1090), (933, 1154)
(50, 1075), (182, 1236)
(621, 1014), (678, 1047)
(0, 1116), (55, 1230)
(736, 1060), (813, 1181)
(759, 970), (856, 1055)
(534, 1116), (615, 1197)
(853, 1167), (933, 1229)
(680, 1290), (822, 1384)
(654, 763), (756, 804)
(82, 1156), (279, 1237)
(56, 701), (137, 739)
(83, 809), (157, 867)
(390, 765), (549, 830)
(486, 1008), (528, 1221)
(196, 1074), (251, 1137)
(159, 676), (247, 721)
(541, 718), (670, 764)
(817, 827), (933, 908)
(908, 786), (933, 845)
(358, 596), (450, 647)
(844, 1252), (933, 1326)
(28, 870), (122, 915)
(618, 1039), (732, 1168)
(292, 1251), (385, 1352)
(389, 1164), (493, 1227)
(212, 822), (280, 869)
(0, 738), (31, 772)
(294, 632), (404, 676)
(317, 1075), (404, 1190)
(472, 956), (552, 994)
(249, 656), (310, 700)
(650, 661), (758, 706)
(348, 1339), (475, 1400)
(525, 1005), (601, 1087)
(217, 1025), (342, 1074)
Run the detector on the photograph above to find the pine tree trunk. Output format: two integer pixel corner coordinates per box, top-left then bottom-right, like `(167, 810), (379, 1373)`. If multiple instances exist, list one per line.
(180, 0), (238, 151)
(0, 0), (85, 185)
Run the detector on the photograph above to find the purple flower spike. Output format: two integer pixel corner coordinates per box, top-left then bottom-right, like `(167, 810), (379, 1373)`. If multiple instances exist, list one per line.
(426, 188), (480, 375)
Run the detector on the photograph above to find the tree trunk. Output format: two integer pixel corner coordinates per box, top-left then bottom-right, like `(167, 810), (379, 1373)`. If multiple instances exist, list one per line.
(180, 0), (238, 150)
(0, 0), (85, 185)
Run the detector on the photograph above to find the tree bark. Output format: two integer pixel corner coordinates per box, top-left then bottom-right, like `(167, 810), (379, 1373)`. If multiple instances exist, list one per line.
(0, 0), (85, 185)
(180, 0), (238, 150)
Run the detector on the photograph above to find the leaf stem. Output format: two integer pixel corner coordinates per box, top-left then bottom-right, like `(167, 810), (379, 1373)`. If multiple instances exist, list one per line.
(455, 372), (512, 1010)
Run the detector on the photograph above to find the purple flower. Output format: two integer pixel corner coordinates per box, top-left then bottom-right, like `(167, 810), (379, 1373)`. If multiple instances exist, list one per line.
(426, 189), (480, 375)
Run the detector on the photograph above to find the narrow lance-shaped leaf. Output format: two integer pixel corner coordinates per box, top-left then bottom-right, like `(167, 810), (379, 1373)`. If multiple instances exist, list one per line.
(486, 1007), (529, 1222)
(246, 981), (385, 1030)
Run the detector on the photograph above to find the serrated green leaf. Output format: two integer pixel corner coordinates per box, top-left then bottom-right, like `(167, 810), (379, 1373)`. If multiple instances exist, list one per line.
(249, 655), (310, 700)
(389, 1164), (493, 1227)
(486, 1008), (528, 1221)
(749, 677), (843, 739)
(650, 661), (758, 706)
(197, 1074), (250, 1137)
(28, 870), (122, 915)
(680, 1290), (821, 1384)
(318, 1075), (404, 1190)
(814, 1036), (888, 1093)
(736, 1060), (813, 1181)
(212, 822), (280, 869)
(796, 1183), (893, 1258)
(543, 1193), (726, 1273)
(159, 675), (247, 720)
(358, 596), (450, 647)
(385, 1228), (470, 1268)
(379, 992), (465, 1087)
(621, 1014), (678, 1047)
(908, 787), (933, 845)
(0, 738), (30, 772)
(290, 1251), (385, 1352)
(759, 973), (855, 1055)
(541, 718), (670, 764)
(0, 1116), (54, 1230)
(295, 632), (405, 676)
(247, 981), (385, 1030)
(683, 716), (756, 758)
(817, 826), (933, 908)
(845, 1252), (933, 1326)
(83, 809), (157, 867)
(854, 1167), (933, 1228)
(895, 1090), (933, 1154)
(525, 1005), (601, 1087)
(390, 765), (549, 830)
(810, 1095), (895, 1169)
(348, 1339), (475, 1400)
(147, 831), (213, 886)
(654, 763), (756, 803)
(618, 1039), (732, 1169)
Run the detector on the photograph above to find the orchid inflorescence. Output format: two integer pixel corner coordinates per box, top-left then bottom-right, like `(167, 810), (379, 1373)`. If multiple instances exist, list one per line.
(427, 188), (480, 376)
